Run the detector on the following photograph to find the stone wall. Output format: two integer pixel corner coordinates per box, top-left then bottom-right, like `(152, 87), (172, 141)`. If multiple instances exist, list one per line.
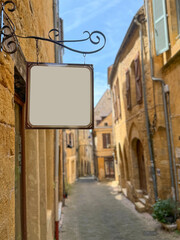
(147, 0), (180, 200)
(0, 52), (15, 240)
(0, 0), (56, 239)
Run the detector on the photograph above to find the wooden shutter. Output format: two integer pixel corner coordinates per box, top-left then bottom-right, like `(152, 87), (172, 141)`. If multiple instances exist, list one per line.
(176, 0), (180, 34)
(103, 134), (107, 148)
(107, 133), (111, 145)
(126, 70), (131, 110)
(116, 79), (121, 118)
(71, 133), (74, 147)
(66, 133), (69, 147)
(152, 0), (169, 55)
(69, 133), (72, 145)
(134, 55), (142, 104)
(113, 87), (117, 121)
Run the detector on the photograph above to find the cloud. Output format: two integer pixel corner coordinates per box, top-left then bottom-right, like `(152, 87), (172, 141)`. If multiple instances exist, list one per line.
(63, 0), (121, 33)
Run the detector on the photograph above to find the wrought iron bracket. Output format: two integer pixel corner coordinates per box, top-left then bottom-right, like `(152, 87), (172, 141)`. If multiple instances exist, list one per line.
(0, 1), (106, 55)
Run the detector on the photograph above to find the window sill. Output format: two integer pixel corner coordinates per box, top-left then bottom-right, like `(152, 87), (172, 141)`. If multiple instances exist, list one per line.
(162, 49), (180, 70)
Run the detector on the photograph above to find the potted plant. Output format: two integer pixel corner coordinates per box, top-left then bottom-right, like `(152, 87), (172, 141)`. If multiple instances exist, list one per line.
(152, 198), (179, 231)
(64, 180), (71, 199)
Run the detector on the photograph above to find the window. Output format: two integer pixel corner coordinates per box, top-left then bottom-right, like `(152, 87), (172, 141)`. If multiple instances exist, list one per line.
(104, 122), (108, 126)
(102, 133), (111, 148)
(113, 85), (118, 121)
(113, 78), (121, 122)
(176, 0), (180, 34)
(126, 70), (131, 110)
(152, 0), (169, 55)
(96, 120), (101, 125)
(66, 133), (74, 148)
(116, 79), (121, 118)
(134, 54), (142, 104)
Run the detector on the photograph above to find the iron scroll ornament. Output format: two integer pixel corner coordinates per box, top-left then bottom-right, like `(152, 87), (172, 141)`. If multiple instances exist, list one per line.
(0, 1), (106, 55)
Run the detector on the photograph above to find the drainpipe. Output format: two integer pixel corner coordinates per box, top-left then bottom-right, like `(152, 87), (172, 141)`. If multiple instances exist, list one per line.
(167, 93), (179, 201)
(53, 1), (61, 240)
(134, 17), (158, 201)
(145, 0), (178, 201)
(110, 89), (119, 184)
(76, 130), (80, 179)
(151, 78), (176, 200)
(54, 130), (59, 240)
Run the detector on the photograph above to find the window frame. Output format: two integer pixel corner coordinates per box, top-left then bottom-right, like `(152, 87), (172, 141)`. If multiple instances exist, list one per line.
(176, 0), (180, 35)
(102, 133), (111, 149)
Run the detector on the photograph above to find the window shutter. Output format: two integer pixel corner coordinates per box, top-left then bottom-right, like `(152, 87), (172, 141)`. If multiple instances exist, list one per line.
(126, 70), (131, 110)
(152, 0), (169, 55)
(134, 55), (142, 104)
(176, 0), (180, 34)
(116, 79), (121, 118)
(107, 133), (111, 145)
(103, 134), (107, 148)
(71, 133), (74, 147)
(69, 133), (72, 145)
(66, 133), (69, 147)
(113, 87), (117, 121)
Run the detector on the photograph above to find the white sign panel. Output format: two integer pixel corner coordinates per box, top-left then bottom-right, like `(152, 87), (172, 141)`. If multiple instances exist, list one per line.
(26, 63), (94, 129)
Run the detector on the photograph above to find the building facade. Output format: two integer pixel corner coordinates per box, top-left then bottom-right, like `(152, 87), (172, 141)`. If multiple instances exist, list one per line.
(109, 1), (180, 213)
(0, 1), (63, 239)
(78, 130), (93, 177)
(93, 90), (114, 181)
(64, 129), (78, 185)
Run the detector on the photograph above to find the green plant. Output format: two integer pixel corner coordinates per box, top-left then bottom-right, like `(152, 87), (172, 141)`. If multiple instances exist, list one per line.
(64, 180), (71, 195)
(152, 198), (178, 224)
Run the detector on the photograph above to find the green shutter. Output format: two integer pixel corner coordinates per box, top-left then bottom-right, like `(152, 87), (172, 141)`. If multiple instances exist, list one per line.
(152, 0), (169, 55)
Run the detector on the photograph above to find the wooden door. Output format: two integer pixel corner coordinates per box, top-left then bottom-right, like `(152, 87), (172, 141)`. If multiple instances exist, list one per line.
(137, 140), (147, 194)
(15, 97), (26, 240)
(104, 157), (115, 178)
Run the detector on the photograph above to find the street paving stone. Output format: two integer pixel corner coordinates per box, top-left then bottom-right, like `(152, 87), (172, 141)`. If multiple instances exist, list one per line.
(59, 177), (180, 240)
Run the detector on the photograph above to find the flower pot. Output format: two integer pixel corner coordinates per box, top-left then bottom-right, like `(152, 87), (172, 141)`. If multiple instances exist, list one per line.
(176, 219), (180, 230)
(161, 222), (177, 231)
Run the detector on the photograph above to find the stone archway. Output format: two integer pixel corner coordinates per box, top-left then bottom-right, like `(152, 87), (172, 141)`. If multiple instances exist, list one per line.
(123, 146), (130, 181)
(131, 138), (147, 194)
(136, 140), (147, 194)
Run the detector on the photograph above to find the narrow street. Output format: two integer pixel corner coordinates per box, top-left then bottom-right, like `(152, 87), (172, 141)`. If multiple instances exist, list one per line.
(60, 177), (179, 240)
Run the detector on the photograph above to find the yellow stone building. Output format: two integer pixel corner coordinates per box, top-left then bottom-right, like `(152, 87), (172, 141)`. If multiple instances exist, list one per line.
(78, 130), (93, 177)
(0, 1), (63, 239)
(65, 129), (78, 184)
(93, 90), (115, 181)
(109, 1), (180, 212)
(64, 129), (94, 184)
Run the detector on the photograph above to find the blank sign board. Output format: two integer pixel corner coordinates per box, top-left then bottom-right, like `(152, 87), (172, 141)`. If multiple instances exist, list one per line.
(26, 63), (94, 129)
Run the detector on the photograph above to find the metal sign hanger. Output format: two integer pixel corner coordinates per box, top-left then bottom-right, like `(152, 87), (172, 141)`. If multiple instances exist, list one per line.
(0, 1), (106, 56)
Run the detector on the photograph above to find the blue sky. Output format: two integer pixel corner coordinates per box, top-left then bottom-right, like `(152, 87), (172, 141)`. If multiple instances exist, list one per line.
(60, 0), (143, 106)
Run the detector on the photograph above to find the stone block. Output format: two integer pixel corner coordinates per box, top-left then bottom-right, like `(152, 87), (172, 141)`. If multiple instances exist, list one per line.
(135, 202), (146, 213)
(0, 124), (15, 158)
(0, 84), (14, 126)
(176, 219), (180, 230)
(0, 65), (14, 93)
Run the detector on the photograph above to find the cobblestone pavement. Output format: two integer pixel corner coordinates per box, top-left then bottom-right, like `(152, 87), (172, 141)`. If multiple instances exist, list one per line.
(59, 177), (180, 240)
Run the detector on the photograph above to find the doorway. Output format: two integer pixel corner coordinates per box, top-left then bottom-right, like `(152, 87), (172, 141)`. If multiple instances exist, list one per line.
(136, 140), (147, 194)
(15, 97), (26, 240)
(104, 157), (115, 178)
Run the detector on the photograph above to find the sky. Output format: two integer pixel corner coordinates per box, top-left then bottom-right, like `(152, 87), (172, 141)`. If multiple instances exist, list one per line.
(60, 0), (143, 106)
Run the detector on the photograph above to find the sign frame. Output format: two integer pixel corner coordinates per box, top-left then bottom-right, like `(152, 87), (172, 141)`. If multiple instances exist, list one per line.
(26, 62), (94, 129)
